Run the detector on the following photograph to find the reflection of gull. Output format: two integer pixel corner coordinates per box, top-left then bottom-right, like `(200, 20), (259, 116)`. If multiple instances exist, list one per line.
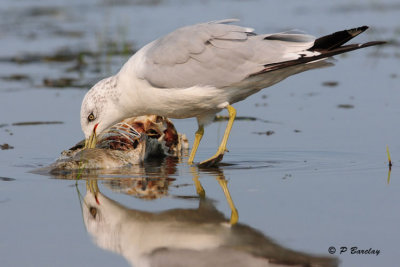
(81, 178), (337, 267)
(80, 19), (384, 166)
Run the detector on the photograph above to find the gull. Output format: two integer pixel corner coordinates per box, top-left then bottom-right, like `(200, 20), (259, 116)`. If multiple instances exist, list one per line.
(81, 19), (384, 166)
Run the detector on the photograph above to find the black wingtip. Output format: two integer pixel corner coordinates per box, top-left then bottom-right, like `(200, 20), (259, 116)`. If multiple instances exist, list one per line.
(359, 40), (387, 47)
(256, 40), (385, 75)
(348, 25), (368, 37)
(310, 26), (370, 51)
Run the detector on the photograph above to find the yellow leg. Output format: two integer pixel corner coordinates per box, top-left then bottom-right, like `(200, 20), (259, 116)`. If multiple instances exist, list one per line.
(217, 176), (238, 225)
(199, 105), (236, 167)
(188, 125), (204, 165)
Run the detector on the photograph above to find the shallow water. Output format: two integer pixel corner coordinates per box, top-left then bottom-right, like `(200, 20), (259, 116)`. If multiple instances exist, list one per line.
(1, 0), (399, 266)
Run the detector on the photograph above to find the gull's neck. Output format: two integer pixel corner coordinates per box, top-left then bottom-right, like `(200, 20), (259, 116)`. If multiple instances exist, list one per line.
(116, 50), (154, 117)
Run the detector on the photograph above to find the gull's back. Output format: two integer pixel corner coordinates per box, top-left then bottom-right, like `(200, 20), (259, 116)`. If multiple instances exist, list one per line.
(124, 19), (318, 90)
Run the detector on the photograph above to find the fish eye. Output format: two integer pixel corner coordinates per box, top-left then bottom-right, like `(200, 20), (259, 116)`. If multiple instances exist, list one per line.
(89, 207), (97, 218)
(87, 113), (95, 122)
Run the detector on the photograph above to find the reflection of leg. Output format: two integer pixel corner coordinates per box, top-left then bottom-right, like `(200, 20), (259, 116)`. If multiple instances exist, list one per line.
(193, 176), (206, 199)
(200, 105), (236, 167)
(190, 167), (205, 198)
(188, 125), (204, 165)
(217, 177), (238, 225)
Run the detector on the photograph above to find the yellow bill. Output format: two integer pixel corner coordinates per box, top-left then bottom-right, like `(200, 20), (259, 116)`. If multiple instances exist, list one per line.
(84, 123), (99, 149)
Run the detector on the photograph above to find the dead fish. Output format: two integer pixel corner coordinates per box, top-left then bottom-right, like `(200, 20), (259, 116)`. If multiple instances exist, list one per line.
(46, 115), (188, 173)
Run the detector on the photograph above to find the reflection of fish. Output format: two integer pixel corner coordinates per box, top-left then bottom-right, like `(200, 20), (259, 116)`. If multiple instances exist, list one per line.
(41, 115), (188, 175)
(103, 177), (176, 200)
(82, 184), (337, 267)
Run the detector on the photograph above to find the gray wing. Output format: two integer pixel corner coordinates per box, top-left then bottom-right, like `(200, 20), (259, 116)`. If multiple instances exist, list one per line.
(135, 19), (316, 89)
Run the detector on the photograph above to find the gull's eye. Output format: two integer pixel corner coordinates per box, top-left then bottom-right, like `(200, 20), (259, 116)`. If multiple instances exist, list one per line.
(88, 113), (95, 122)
